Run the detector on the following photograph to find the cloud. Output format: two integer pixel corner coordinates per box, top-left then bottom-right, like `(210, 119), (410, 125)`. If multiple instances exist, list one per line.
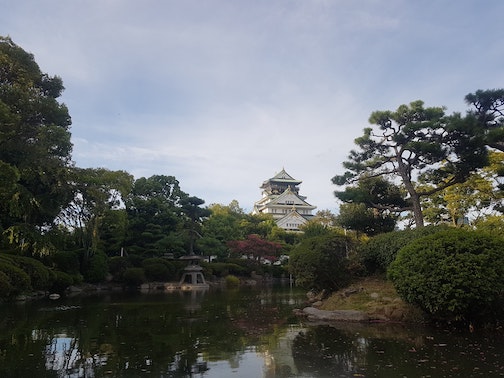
(3, 0), (504, 213)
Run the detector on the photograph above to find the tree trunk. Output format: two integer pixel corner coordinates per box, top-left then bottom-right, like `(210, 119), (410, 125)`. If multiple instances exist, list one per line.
(410, 192), (424, 228)
(397, 159), (425, 228)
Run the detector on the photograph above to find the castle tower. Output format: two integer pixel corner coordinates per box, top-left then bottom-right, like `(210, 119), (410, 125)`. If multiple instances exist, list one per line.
(253, 168), (316, 231)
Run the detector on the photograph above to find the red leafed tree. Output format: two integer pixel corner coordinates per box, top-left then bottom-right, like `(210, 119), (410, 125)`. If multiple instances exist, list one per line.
(227, 234), (282, 262)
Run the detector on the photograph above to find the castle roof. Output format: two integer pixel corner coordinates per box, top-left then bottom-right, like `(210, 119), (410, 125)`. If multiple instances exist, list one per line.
(261, 168), (301, 188)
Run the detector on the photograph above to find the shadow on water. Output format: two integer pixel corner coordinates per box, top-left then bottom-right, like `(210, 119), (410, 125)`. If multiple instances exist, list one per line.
(0, 286), (503, 377)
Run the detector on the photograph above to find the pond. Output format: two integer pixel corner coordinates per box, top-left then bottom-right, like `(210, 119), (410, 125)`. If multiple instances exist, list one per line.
(0, 285), (503, 377)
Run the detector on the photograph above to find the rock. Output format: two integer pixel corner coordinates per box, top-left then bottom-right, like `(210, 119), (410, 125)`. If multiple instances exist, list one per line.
(312, 301), (323, 308)
(302, 307), (369, 322)
(67, 285), (83, 293)
(369, 292), (380, 299)
(343, 288), (359, 297)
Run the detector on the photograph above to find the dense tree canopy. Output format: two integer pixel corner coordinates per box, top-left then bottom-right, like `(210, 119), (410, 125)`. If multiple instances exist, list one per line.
(124, 175), (186, 256)
(0, 36), (74, 253)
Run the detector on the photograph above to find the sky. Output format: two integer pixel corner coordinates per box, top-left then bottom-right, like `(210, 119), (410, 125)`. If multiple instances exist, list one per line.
(2, 1), (504, 213)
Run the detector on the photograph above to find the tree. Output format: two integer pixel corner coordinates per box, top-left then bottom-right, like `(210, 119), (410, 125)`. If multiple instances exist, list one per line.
(0, 36), (74, 252)
(199, 201), (246, 259)
(336, 203), (396, 236)
(227, 234), (282, 262)
(333, 100), (488, 227)
(464, 88), (504, 152)
(124, 175), (186, 256)
(289, 234), (351, 291)
(422, 151), (504, 225)
(335, 176), (404, 234)
(57, 168), (133, 255)
(179, 196), (211, 255)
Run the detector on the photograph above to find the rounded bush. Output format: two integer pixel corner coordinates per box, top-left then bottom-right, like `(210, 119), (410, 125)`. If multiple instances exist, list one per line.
(123, 268), (147, 286)
(358, 225), (448, 274)
(388, 229), (504, 321)
(0, 261), (31, 294)
(225, 274), (240, 287)
(142, 258), (178, 281)
(143, 262), (169, 281)
(11, 256), (51, 290)
(50, 270), (74, 293)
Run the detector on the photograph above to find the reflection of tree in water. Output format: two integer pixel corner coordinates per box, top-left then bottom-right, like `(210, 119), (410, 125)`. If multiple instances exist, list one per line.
(292, 325), (368, 377)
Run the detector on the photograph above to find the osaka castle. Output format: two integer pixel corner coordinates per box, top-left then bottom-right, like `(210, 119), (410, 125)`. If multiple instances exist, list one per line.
(252, 168), (316, 231)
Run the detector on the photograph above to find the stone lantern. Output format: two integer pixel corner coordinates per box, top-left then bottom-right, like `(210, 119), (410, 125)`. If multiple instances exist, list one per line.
(178, 255), (209, 289)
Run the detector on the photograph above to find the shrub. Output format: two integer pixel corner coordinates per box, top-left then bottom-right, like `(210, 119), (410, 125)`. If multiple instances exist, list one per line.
(0, 261), (31, 294)
(204, 262), (247, 277)
(108, 256), (132, 281)
(358, 225), (448, 274)
(9, 256), (51, 290)
(0, 271), (12, 298)
(50, 270), (75, 293)
(388, 229), (504, 322)
(51, 250), (81, 275)
(83, 251), (108, 283)
(142, 258), (179, 281)
(123, 268), (147, 286)
(143, 262), (169, 281)
(289, 234), (351, 291)
(225, 274), (240, 287)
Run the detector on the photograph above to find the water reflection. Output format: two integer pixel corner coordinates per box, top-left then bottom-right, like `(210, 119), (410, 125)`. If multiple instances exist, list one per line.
(0, 287), (502, 377)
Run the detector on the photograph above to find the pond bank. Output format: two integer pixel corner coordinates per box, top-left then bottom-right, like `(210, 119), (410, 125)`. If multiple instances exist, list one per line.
(296, 277), (426, 323)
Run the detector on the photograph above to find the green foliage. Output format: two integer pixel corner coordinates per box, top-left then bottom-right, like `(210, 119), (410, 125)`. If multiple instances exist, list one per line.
(0, 260), (31, 294)
(474, 215), (504, 236)
(299, 221), (336, 238)
(388, 229), (504, 322)
(108, 256), (132, 281)
(0, 271), (12, 298)
(289, 234), (351, 291)
(50, 250), (81, 274)
(0, 37), (74, 252)
(225, 274), (240, 287)
(203, 262), (247, 278)
(125, 175), (186, 255)
(123, 267), (147, 286)
(464, 89), (504, 152)
(83, 251), (108, 283)
(336, 202), (396, 236)
(333, 100), (490, 227)
(358, 225), (448, 274)
(142, 258), (178, 281)
(8, 255), (51, 290)
(50, 270), (75, 293)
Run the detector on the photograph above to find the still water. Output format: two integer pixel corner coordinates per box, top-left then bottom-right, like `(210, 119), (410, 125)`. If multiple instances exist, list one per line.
(0, 285), (502, 377)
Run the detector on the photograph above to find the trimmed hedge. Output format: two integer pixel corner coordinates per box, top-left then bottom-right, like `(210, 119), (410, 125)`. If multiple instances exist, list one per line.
(123, 268), (147, 286)
(358, 225), (448, 274)
(388, 229), (504, 322)
(0, 260), (31, 295)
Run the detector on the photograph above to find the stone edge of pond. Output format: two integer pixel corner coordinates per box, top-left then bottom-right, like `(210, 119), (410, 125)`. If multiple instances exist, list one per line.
(295, 306), (370, 322)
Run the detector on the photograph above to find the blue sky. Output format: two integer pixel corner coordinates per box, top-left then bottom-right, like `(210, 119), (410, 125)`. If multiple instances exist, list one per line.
(2, 1), (503, 213)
